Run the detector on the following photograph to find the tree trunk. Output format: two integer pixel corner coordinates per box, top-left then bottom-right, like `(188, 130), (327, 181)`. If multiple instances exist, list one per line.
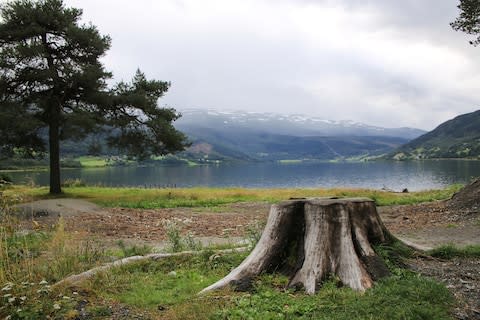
(49, 118), (62, 194)
(201, 198), (392, 294)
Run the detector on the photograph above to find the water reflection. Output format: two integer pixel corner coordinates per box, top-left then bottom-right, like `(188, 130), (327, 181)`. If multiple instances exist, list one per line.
(8, 160), (480, 191)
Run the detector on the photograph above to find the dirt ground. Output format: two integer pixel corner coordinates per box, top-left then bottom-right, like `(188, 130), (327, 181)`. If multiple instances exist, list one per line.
(15, 198), (480, 319)
(16, 198), (480, 250)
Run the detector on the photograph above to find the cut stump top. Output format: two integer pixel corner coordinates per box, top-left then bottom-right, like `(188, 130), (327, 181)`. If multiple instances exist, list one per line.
(285, 197), (375, 206)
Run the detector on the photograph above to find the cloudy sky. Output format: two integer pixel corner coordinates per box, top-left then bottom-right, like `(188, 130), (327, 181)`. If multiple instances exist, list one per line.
(64, 0), (480, 130)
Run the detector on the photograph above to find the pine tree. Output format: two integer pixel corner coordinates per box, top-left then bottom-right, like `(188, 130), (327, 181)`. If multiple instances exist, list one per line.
(451, 0), (480, 46)
(0, 0), (189, 193)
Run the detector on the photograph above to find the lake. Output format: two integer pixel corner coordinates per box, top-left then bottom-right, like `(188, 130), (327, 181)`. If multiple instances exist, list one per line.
(7, 160), (480, 191)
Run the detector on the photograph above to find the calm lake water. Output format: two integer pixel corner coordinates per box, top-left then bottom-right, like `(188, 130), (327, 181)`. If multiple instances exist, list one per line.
(8, 160), (480, 191)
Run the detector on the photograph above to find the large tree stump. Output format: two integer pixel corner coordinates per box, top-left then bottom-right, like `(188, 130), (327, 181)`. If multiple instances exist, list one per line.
(201, 197), (393, 294)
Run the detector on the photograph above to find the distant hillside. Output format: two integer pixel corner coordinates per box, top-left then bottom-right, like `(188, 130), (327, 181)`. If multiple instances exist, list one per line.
(389, 110), (480, 160)
(175, 109), (425, 161)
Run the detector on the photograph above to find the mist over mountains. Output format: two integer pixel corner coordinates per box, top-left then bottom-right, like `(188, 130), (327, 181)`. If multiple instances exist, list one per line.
(175, 109), (426, 161)
(176, 109), (425, 139)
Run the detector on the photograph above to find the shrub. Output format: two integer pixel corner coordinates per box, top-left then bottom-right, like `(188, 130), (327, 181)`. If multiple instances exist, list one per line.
(116, 240), (152, 257)
(61, 178), (86, 187)
(0, 173), (12, 184)
(429, 244), (480, 259)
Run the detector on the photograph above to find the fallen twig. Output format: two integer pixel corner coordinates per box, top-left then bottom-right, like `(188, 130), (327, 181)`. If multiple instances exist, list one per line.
(54, 247), (248, 288)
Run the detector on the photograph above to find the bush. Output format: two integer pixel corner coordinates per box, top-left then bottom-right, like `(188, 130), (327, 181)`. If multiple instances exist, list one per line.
(116, 240), (152, 257)
(0, 173), (12, 184)
(61, 179), (86, 187)
(163, 220), (202, 252)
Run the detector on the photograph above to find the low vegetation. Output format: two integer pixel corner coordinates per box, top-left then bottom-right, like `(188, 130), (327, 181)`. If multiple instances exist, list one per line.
(2, 184), (462, 209)
(0, 245), (454, 319)
(428, 244), (480, 259)
(0, 184), (467, 318)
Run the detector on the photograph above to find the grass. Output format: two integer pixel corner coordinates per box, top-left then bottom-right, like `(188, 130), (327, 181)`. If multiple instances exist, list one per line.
(428, 244), (480, 259)
(74, 249), (453, 320)
(2, 184), (462, 209)
(277, 159), (304, 164)
(0, 217), (109, 285)
(76, 156), (108, 168)
(0, 156), (133, 171)
(0, 184), (468, 318)
(0, 222), (112, 318)
(0, 236), (444, 319)
(104, 253), (245, 308)
(0, 250), (457, 319)
(0, 193), (145, 318)
(114, 240), (153, 258)
(216, 274), (453, 320)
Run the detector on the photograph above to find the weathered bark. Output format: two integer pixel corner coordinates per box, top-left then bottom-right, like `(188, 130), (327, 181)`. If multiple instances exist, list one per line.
(49, 117), (62, 194)
(201, 197), (392, 294)
(44, 31), (63, 195)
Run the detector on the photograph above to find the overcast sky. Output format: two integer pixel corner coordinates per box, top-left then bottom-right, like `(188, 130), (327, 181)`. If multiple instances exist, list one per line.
(64, 0), (480, 130)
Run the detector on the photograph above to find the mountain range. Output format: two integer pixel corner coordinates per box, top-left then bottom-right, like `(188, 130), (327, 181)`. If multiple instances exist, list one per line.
(174, 109), (426, 161)
(61, 108), (480, 162)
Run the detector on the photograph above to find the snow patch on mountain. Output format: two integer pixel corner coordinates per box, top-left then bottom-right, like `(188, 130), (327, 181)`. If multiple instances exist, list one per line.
(176, 108), (425, 139)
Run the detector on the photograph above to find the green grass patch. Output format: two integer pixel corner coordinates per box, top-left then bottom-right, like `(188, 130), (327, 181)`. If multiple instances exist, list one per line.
(80, 251), (453, 320)
(428, 244), (480, 259)
(278, 159), (304, 164)
(375, 240), (415, 271)
(5, 184), (462, 209)
(111, 240), (153, 258)
(75, 156), (108, 168)
(89, 251), (247, 310)
(217, 274), (453, 320)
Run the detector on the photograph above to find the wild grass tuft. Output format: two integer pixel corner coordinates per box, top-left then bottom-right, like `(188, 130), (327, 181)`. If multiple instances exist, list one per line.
(163, 220), (203, 252)
(428, 244), (480, 259)
(245, 219), (265, 248)
(375, 240), (414, 271)
(61, 178), (86, 187)
(0, 279), (78, 319)
(0, 194), (111, 318)
(115, 240), (152, 257)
